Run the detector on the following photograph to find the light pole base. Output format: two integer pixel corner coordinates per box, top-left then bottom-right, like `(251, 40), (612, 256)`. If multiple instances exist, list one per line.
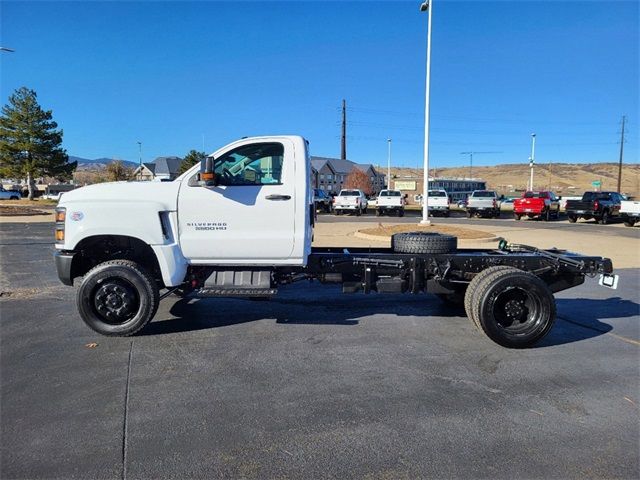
(419, 219), (432, 225)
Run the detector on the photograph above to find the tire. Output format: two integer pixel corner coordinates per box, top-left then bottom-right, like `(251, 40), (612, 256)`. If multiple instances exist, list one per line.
(392, 232), (457, 254)
(399, 209), (405, 217)
(375, 209), (381, 217)
(544, 209), (550, 221)
(335, 210), (342, 216)
(464, 266), (515, 330)
(514, 213), (521, 221)
(10, 195), (19, 200)
(598, 211), (609, 225)
(466, 211), (472, 218)
(468, 267), (556, 348)
(624, 217), (637, 227)
(568, 215), (577, 223)
(494, 210), (500, 219)
(356, 208), (361, 216)
(76, 259), (159, 336)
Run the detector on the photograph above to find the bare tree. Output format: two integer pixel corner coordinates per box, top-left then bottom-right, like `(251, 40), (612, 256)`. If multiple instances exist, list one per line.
(104, 160), (133, 182)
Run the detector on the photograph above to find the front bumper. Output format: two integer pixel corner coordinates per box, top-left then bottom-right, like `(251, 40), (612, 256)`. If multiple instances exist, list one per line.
(54, 251), (76, 286)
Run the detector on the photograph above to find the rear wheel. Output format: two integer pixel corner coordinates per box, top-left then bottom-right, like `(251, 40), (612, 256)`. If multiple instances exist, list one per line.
(544, 209), (551, 221)
(568, 215), (577, 223)
(624, 217), (637, 227)
(514, 213), (521, 221)
(466, 211), (472, 218)
(375, 209), (381, 217)
(356, 208), (361, 216)
(10, 195), (19, 200)
(467, 267), (555, 348)
(76, 260), (159, 336)
(598, 211), (609, 225)
(392, 232), (457, 254)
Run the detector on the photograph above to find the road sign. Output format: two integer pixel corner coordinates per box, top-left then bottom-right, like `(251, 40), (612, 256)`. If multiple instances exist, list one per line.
(592, 180), (601, 187)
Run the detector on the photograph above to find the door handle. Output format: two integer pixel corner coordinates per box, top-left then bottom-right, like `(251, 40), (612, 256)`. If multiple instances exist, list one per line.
(265, 194), (291, 201)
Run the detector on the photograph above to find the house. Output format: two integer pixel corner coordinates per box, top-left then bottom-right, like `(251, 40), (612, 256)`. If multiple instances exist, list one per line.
(132, 156), (183, 181)
(310, 156), (385, 195)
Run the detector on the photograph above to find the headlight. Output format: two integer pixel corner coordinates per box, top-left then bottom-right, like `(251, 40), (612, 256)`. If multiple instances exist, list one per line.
(55, 207), (66, 244)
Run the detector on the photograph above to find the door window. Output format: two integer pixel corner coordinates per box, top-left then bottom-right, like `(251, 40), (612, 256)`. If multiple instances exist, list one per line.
(214, 143), (284, 186)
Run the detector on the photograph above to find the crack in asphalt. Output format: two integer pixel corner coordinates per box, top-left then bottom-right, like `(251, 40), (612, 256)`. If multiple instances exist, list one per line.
(122, 341), (134, 480)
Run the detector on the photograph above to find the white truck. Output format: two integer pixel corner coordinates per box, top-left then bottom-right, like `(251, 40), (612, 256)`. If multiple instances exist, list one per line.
(53, 135), (616, 348)
(620, 199), (640, 227)
(426, 189), (450, 217)
(333, 189), (368, 216)
(375, 190), (405, 217)
(466, 190), (501, 218)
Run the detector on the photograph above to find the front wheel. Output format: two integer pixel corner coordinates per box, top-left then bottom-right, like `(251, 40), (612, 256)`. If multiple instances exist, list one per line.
(514, 213), (521, 221)
(375, 209), (381, 217)
(467, 267), (556, 348)
(568, 215), (577, 223)
(624, 217), (637, 227)
(76, 259), (159, 336)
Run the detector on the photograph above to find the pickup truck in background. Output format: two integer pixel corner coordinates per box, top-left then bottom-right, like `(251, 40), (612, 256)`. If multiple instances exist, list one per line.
(565, 191), (623, 224)
(375, 190), (404, 217)
(513, 191), (561, 221)
(52, 135), (616, 349)
(0, 186), (21, 200)
(333, 189), (368, 216)
(466, 190), (500, 218)
(620, 200), (640, 227)
(426, 189), (450, 217)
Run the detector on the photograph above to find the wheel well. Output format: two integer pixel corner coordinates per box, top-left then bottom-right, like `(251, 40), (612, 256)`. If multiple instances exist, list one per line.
(71, 235), (163, 287)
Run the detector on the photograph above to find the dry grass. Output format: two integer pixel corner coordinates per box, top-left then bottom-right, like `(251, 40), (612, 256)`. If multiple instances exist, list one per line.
(0, 199), (57, 207)
(0, 206), (51, 217)
(358, 223), (494, 239)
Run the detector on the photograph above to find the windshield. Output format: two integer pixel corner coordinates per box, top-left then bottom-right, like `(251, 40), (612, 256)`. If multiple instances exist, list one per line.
(340, 190), (360, 196)
(428, 191), (446, 197)
(380, 191), (401, 197)
(472, 191), (495, 198)
(524, 192), (548, 199)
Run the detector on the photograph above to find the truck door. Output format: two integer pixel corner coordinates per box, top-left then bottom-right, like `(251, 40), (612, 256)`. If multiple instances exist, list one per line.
(177, 139), (296, 263)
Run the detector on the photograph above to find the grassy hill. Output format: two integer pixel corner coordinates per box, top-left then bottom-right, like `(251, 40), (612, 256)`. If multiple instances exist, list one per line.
(390, 163), (640, 197)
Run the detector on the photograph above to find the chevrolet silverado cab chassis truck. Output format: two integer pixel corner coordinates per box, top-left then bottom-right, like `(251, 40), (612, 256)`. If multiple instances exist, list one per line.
(54, 136), (616, 348)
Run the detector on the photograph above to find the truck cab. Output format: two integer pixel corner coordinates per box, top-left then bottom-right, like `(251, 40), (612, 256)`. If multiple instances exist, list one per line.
(55, 136), (313, 289)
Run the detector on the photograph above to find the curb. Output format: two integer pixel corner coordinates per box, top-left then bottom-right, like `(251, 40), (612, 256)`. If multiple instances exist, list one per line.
(353, 230), (501, 245)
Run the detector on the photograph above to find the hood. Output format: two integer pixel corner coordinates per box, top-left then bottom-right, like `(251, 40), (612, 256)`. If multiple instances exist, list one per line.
(59, 180), (181, 211)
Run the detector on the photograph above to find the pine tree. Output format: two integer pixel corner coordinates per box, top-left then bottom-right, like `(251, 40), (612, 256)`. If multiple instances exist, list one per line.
(0, 87), (76, 199)
(178, 150), (206, 175)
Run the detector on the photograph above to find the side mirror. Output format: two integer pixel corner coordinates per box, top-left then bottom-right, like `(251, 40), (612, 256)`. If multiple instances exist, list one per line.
(199, 157), (218, 187)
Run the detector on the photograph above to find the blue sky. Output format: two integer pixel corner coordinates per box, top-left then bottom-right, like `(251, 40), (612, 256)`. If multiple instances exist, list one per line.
(1, 1), (638, 169)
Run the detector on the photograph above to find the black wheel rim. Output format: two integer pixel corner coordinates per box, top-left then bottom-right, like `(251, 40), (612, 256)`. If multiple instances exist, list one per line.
(491, 286), (542, 335)
(91, 278), (140, 325)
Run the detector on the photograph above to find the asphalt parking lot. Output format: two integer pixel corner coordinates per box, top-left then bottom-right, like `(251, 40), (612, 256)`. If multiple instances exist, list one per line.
(1, 222), (639, 479)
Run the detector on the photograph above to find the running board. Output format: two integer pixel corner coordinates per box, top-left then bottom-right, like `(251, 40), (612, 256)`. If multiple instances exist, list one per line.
(198, 269), (276, 298)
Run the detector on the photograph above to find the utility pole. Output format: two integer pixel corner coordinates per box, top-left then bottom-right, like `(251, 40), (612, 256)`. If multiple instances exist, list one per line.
(419, 0), (433, 225)
(341, 99), (347, 160)
(460, 151), (502, 180)
(137, 141), (142, 181)
(617, 115), (626, 193)
(387, 139), (392, 189)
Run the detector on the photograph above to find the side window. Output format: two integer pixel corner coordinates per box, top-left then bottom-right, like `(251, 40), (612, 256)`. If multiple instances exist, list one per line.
(215, 143), (284, 186)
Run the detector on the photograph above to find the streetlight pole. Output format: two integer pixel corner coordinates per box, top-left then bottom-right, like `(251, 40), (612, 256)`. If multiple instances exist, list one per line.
(137, 141), (142, 181)
(419, 0), (432, 225)
(529, 133), (536, 190)
(387, 138), (392, 189)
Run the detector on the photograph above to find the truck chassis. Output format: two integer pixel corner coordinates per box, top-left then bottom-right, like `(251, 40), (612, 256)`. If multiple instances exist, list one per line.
(58, 233), (613, 349)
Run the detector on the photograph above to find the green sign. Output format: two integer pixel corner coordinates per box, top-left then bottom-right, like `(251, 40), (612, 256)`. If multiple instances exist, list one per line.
(592, 180), (601, 187)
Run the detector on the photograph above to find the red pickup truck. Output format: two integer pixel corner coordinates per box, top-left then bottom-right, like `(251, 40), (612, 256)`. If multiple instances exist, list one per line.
(513, 191), (561, 221)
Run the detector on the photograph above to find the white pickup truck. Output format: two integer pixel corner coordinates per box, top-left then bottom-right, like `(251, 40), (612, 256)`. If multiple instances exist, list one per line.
(53, 135), (616, 348)
(466, 190), (500, 218)
(620, 200), (640, 227)
(427, 189), (450, 217)
(333, 189), (368, 216)
(375, 190), (404, 217)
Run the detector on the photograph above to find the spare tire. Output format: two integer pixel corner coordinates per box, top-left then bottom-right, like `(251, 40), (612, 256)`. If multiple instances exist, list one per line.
(392, 232), (457, 254)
